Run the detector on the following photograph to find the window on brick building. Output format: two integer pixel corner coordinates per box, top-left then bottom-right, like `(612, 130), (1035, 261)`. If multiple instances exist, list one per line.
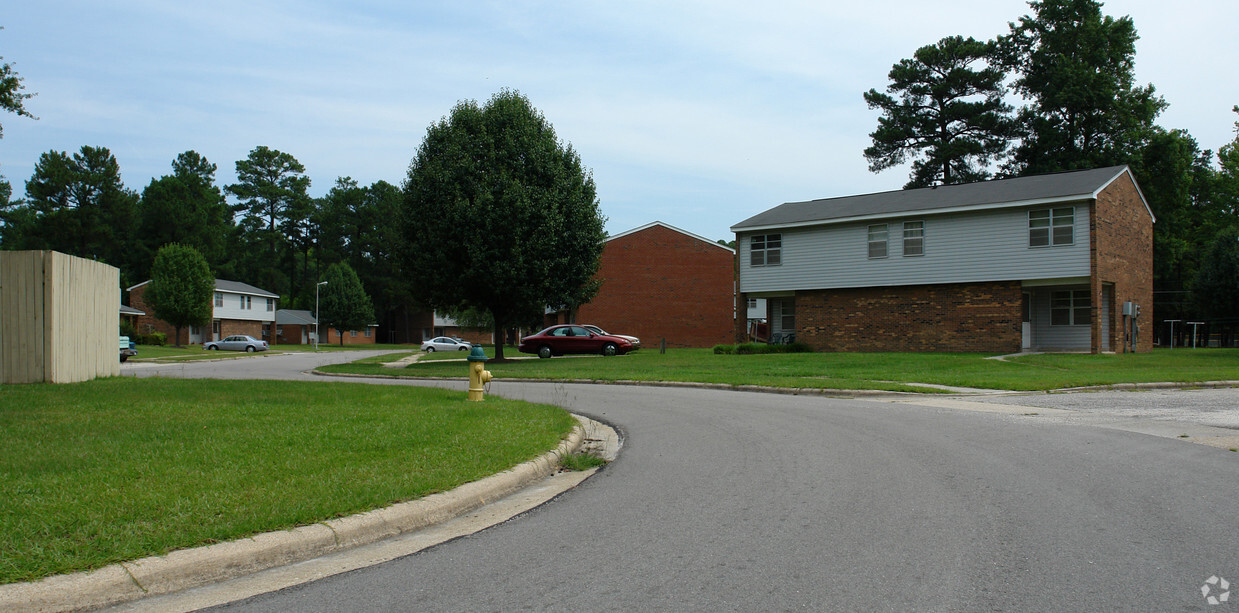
(1030, 208), (1074, 246)
(1051, 289), (1091, 326)
(903, 221), (924, 256)
(868, 224), (888, 258)
(750, 234), (781, 266)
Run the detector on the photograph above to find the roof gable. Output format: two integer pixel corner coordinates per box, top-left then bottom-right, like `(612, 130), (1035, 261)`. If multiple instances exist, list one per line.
(608, 221), (734, 253)
(732, 166), (1148, 232)
(215, 279), (278, 298)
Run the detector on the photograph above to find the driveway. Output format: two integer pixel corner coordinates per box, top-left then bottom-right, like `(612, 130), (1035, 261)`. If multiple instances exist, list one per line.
(120, 355), (1239, 611)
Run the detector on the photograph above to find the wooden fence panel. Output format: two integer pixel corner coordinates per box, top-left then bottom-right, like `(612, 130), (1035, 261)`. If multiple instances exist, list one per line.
(0, 251), (119, 384)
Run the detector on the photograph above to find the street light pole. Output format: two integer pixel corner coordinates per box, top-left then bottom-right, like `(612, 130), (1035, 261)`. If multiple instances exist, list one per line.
(316, 281), (328, 350)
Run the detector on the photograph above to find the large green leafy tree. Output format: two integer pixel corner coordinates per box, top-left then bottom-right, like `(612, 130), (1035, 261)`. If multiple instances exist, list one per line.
(226, 146), (310, 301)
(135, 151), (235, 280)
(146, 244), (214, 347)
(312, 178), (412, 337)
(4, 146), (139, 281)
(401, 90), (607, 359)
(1190, 228), (1239, 322)
(1127, 129), (1221, 321)
(317, 262), (375, 345)
(863, 36), (1012, 188)
(999, 0), (1166, 175)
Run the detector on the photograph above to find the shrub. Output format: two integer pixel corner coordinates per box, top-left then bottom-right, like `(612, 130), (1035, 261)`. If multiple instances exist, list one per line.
(119, 320), (137, 338)
(136, 332), (167, 346)
(715, 342), (813, 355)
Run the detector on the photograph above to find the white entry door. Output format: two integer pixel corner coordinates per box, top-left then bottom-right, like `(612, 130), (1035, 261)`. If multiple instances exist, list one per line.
(1022, 292), (1032, 350)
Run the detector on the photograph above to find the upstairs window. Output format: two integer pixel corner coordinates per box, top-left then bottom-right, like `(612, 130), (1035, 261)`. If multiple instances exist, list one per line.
(266, 298), (274, 311)
(1051, 289), (1091, 326)
(214, 293), (223, 307)
(239, 295), (252, 310)
(903, 221), (924, 256)
(867, 224), (888, 259)
(750, 234), (781, 267)
(1030, 208), (1074, 247)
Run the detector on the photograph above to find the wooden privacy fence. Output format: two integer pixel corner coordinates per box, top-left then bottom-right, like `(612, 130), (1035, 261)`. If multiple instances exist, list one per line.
(0, 251), (120, 384)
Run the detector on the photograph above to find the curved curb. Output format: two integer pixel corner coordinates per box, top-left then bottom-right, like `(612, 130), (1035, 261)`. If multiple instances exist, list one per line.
(311, 370), (1239, 397)
(0, 422), (586, 613)
(311, 370), (911, 397)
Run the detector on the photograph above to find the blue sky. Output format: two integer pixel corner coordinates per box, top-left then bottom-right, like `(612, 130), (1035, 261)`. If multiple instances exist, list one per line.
(2, 1), (1236, 243)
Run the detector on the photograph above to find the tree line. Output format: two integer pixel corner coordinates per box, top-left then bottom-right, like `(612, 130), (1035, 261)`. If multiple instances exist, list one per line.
(863, 0), (1238, 330)
(0, 145), (413, 336)
(1, 57), (603, 349)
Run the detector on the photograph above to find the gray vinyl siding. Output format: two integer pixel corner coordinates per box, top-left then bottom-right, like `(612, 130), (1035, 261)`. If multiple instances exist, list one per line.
(738, 203), (1091, 294)
(1027, 287), (1091, 350)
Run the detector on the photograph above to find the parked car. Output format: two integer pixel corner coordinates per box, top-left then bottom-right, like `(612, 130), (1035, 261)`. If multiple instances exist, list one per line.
(203, 335), (269, 352)
(119, 335), (137, 363)
(421, 336), (472, 352)
(581, 325), (641, 350)
(518, 325), (636, 359)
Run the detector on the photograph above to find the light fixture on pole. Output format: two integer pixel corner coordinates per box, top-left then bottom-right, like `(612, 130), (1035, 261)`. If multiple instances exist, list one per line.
(315, 281), (328, 350)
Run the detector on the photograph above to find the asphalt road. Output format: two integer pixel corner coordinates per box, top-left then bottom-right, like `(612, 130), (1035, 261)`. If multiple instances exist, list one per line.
(127, 353), (1239, 611)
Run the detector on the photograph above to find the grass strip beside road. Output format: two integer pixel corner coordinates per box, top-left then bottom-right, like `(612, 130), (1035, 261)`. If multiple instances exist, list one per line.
(0, 377), (574, 585)
(319, 347), (1239, 392)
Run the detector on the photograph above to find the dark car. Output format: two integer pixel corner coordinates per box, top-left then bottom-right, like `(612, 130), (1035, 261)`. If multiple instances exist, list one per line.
(518, 325), (636, 359)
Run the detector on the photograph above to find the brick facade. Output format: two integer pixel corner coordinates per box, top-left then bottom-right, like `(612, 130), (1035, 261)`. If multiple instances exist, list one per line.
(575, 222), (735, 348)
(1092, 174), (1154, 352)
(127, 282), (273, 345)
(796, 281), (1024, 353)
(128, 283), (186, 343)
(322, 327), (377, 345)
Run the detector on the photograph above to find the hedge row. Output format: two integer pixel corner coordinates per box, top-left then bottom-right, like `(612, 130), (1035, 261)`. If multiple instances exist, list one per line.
(712, 342), (813, 355)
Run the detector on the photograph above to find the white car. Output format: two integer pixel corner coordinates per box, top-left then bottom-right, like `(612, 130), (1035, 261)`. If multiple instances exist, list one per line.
(203, 335), (269, 352)
(421, 336), (472, 352)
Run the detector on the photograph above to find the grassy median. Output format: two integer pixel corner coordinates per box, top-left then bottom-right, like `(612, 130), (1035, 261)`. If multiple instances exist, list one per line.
(319, 347), (1239, 392)
(0, 377), (574, 584)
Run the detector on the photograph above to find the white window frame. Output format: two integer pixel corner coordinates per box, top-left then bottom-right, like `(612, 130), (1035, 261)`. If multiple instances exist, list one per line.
(902, 221), (924, 257)
(1030, 207), (1074, 247)
(1051, 289), (1091, 326)
(214, 293), (223, 307)
(867, 224), (888, 259)
(750, 234), (782, 267)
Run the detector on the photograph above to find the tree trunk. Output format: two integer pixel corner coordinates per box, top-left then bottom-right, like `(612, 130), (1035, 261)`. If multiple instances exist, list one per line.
(492, 319), (505, 361)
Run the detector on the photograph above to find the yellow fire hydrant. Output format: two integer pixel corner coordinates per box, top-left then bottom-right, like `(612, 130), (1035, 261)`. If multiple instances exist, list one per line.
(466, 345), (492, 401)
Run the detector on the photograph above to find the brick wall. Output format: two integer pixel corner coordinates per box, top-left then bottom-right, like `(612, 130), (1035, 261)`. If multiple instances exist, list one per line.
(797, 281), (1024, 352)
(323, 327), (377, 345)
(1092, 172), (1154, 352)
(128, 283), (190, 345)
(576, 223), (735, 348)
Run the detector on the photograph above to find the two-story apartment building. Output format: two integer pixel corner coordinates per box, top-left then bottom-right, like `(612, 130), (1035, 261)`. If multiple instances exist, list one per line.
(731, 166), (1153, 353)
(128, 279), (278, 345)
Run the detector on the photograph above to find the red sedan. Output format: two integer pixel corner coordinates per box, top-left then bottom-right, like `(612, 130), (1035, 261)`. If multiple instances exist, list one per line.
(518, 325), (637, 359)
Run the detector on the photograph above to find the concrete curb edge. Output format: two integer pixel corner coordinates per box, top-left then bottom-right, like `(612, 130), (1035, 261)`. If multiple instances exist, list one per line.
(0, 420), (587, 613)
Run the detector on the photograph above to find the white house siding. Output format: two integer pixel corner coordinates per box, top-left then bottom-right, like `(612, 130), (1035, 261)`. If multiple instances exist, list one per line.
(213, 292), (277, 323)
(738, 203), (1091, 295)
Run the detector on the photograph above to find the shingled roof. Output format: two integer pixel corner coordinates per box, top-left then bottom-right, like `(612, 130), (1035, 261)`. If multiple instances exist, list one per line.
(731, 166), (1150, 232)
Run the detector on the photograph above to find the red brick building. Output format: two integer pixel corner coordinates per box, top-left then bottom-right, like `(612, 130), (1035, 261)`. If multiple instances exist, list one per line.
(733, 166), (1154, 353)
(573, 221), (736, 348)
(128, 279), (278, 346)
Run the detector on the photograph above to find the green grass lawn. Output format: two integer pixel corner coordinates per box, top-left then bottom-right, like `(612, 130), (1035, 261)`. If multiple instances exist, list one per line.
(320, 347), (1239, 392)
(0, 377), (574, 584)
